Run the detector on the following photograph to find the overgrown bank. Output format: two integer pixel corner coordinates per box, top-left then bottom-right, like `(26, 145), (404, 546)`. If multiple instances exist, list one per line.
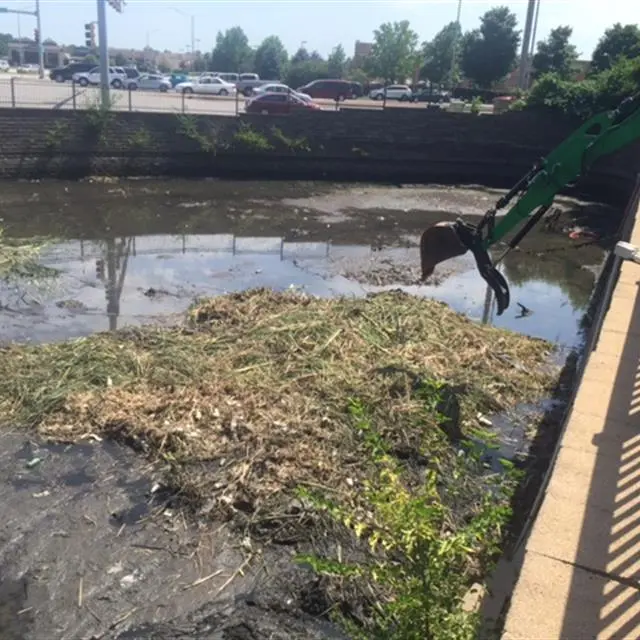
(0, 107), (638, 202)
(0, 288), (558, 638)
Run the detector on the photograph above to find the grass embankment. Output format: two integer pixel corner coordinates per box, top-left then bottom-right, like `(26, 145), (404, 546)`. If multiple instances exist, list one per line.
(0, 288), (557, 638)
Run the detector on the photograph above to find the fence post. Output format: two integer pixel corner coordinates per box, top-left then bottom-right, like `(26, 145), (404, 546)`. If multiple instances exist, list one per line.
(72, 80), (77, 110)
(235, 87), (239, 116)
(382, 87), (387, 110)
(10, 76), (16, 108)
(128, 85), (132, 112)
(181, 90), (185, 113)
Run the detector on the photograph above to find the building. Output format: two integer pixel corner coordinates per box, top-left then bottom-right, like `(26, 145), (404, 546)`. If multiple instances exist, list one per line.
(7, 41), (66, 68)
(353, 40), (373, 62)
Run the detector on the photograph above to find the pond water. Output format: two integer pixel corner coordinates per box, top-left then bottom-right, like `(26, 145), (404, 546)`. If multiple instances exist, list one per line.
(0, 179), (614, 350)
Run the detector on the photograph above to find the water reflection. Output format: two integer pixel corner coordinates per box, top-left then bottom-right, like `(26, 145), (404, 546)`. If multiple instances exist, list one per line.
(0, 231), (602, 348)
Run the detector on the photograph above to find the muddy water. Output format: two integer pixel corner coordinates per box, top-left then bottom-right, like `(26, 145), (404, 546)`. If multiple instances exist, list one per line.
(0, 179), (617, 349)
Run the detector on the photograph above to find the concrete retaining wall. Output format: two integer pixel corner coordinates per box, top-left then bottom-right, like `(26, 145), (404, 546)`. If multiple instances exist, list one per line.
(1, 108), (638, 204)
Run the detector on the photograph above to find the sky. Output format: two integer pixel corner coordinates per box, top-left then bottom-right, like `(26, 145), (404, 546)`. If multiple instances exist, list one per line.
(0, 0), (638, 60)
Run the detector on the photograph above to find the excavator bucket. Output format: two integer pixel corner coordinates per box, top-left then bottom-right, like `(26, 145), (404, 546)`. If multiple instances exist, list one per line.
(419, 221), (468, 279)
(419, 220), (511, 316)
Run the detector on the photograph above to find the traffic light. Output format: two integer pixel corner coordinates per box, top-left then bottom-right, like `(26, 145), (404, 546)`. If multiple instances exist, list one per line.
(96, 259), (105, 281)
(85, 22), (96, 48)
(33, 28), (39, 43)
(107, 0), (124, 13)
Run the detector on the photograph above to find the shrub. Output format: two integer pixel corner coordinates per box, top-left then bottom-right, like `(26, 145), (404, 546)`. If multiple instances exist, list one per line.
(524, 56), (640, 119)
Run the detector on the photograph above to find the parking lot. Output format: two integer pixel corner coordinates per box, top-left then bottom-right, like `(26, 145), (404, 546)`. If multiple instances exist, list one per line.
(0, 76), (493, 116)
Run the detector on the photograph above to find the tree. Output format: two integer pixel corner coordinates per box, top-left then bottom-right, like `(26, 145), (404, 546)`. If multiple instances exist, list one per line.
(0, 33), (13, 58)
(253, 35), (288, 80)
(591, 23), (640, 73)
(420, 21), (462, 86)
(84, 54), (98, 65)
(365, 20), (419, 83)
(531, 26), (578, 80)
(460, 6), (520, 88)
(285, 59), (329, 88)
(327, 44), (346, 78)
(209, 26), (253, 72)
(114, 52), (127, 67)
(291, 47), (310, 64)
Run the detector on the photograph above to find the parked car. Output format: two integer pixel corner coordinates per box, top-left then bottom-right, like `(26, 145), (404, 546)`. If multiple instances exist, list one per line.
(369, 85), (413, 101)
(169, 72), (188, 88)
(174, 76), (237, 96)
(49, 62), (96, 83)
(297, 79), (354, 101)
(253, 83), (312, 102)
(127, 73), (171, 92)
(73, 66), (128, 89)
(245, 92), (321, 115)
(411, 88), (450, 103)
(350, 81), (364, 98)
(0, 59), (10, 72)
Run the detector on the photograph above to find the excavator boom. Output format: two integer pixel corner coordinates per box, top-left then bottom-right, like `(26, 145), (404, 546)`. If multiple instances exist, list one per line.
(420, 93), (640, 315)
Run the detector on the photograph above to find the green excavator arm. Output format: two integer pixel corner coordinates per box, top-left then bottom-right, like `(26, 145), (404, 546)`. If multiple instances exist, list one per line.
(420, 93), (640, 316)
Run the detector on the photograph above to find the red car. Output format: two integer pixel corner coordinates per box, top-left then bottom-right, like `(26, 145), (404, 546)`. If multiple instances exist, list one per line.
(245, 92), (321, 115)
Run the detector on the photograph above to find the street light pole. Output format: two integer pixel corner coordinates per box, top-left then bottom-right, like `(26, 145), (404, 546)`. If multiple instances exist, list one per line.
(35, 0), (44, 79)
(97, 0), (110, 108)
(449, 0), (462, 89)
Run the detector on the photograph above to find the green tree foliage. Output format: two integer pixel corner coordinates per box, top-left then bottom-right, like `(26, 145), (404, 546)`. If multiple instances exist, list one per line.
(253, 35), (288, 80)
(84, 54), (98, 65)
(591, 23), (640, 73)
(532, 26), (578, 80)
(461, 6), (521, 88)
(285, 59), (329, 88)
(209, 26), (253, 72)
(365, 20), (419, 83)
(327, 44), (346, 78)
(114, 52), (127, 67)
(291, 47), (310, 64)
(420, 21), (462, 86)
(526, 56), (640, 119)
(0, 33), (12, 58)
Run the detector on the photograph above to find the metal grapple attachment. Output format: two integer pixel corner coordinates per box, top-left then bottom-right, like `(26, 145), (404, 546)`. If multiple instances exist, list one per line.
(419, 219), (511, 316)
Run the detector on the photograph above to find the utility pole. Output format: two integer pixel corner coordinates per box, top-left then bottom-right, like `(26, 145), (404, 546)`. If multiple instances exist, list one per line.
(449, 0), (462, 89)
(525, 0), (541, 88)
(35, 0), (43, 79)
(518, 0), (537, 90)
(96, 0), (125, 110)
(97, 0), (110, 108)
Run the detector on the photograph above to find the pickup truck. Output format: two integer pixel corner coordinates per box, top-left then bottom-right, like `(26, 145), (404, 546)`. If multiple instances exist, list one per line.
(236, 73), (283, 97)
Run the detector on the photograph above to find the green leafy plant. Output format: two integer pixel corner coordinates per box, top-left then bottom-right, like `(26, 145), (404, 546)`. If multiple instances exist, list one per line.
(470, 96), (483, 115)
(44, 120), (70, 149)
(128, 125), (152, 149)
(271, 126), (310, 152)
(232, 122), (274, 152)
(175, 113), (217, 153)
(296, 395), (514, 640)
(82, 94), (120, 146)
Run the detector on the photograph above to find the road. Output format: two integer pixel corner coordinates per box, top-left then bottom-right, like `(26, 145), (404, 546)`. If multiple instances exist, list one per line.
(0, 77), (493, 116)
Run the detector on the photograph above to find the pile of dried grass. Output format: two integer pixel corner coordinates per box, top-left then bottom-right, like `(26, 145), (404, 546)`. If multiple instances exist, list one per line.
(0, 288), (557, 518)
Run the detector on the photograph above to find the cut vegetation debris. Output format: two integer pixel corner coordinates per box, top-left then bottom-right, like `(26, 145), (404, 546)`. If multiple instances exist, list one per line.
(0, 288), (557, 511)
(0, 288), (559, 636)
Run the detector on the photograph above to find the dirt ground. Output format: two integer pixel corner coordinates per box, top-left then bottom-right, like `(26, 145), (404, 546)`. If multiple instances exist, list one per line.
(0, 430), (347, 640)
